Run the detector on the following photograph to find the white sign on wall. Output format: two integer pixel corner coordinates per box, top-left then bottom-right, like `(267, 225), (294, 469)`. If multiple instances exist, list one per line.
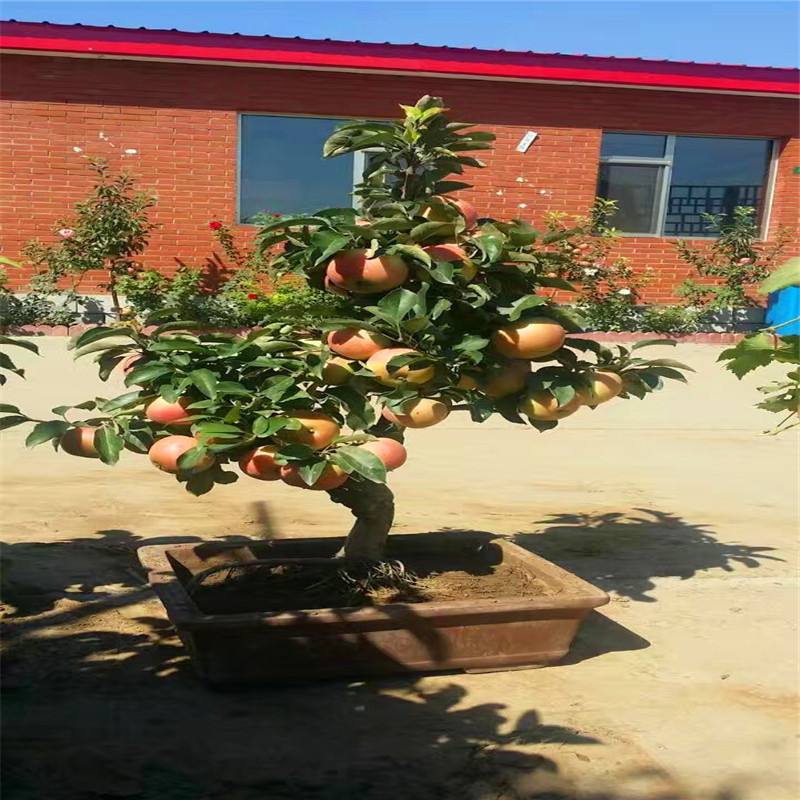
(516, 131), (539, 153)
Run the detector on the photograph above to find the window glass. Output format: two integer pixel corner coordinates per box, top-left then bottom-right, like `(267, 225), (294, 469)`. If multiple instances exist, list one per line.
(239, 115), (354, 222)
(664, 137), (772, 235)
(600, 133), (667, 159)
(597, 163), (662, 234)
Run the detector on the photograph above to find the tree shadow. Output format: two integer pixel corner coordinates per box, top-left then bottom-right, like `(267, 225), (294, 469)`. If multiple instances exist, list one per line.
(2, 615), (600, 799)
(506, 508), (782, 602)
(0, 499), (278, 623)
(1, 522), (746, 799)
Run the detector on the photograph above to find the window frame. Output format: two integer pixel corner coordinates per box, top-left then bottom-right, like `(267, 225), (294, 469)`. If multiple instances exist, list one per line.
(598, 131), (779, 240)
(236, 111), (378, 226)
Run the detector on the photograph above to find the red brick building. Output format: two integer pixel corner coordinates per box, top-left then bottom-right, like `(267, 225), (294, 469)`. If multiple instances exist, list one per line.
(1, 20), (798, 301)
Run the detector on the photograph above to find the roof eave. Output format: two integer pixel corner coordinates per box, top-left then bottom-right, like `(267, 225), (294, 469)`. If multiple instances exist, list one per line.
(3, 47), (798, 99)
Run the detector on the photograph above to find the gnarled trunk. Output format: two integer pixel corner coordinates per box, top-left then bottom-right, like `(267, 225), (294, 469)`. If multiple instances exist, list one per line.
(327, 481), (395, 561)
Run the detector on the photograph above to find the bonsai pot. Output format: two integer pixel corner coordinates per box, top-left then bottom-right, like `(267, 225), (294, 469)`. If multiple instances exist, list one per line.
(138, 532), (609, 685)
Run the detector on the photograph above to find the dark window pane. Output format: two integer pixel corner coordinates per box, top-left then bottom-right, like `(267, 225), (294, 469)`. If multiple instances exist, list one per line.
(665, 136), (771, 236)
(597, 164), (663, 234)
(601, 132), (667, 159)
(239, 115), (354, 222)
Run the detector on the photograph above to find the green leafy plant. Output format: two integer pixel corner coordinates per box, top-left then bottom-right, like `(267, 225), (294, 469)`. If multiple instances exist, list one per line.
(718, 257), (800, 435)
(21, 158), (158, 316)
(676, 207), (791, 312)
(10, 97), (691, 567)
(546, 199), (648, 332)
(638, 306), (702, 335)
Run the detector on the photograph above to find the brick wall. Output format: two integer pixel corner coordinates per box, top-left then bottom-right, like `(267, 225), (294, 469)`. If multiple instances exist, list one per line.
(1, 53), (798, 301)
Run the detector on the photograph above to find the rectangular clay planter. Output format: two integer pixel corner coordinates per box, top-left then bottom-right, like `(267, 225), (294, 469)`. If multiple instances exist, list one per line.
(138, 532), (609, 685)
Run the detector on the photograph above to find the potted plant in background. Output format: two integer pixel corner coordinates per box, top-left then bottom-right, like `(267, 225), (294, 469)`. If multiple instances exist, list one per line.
(1, 97), (692, 684)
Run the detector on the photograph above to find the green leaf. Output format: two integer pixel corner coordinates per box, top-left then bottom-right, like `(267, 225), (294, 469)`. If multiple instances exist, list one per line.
(216, 381), (251, 396)
(327, 385), (377, 429)
(430, 298), (452, 320)
(331, 446), (387, 484)
(275, 443), (316, 462)
(313, 235), (351, 267)
(69, 326), (134, 351)
(537, 276), (576, 292)
(552, 384), (577, 406)
(153, 321), (207, 335)
(0, 415), (29, 430)
(648, 366), (689, 383)
(408, 221), (453, 242)
(149, 340), (209, 354)
(101, 390), (144, 414)
(26, 420), (70, 448)
(0, 335), (39, 354)
(298, 460), (327, 488)
(630, 339), (679, 351)
(385, 243), (432, 267)
(427, 260), (455, 285)
(540, 306), (588, 333)
(0, 403), (22, 414)
(497, 295), (547, 321)
(639, 358), (694, 372)
(124, 363), (173, 386)
(453, 335), (490, 352)
(74, 339), (136, 359)
(189, 369), (218, 399)
(468, 396), (495, 423)
(176, 444), (211, 473)
(376, 288), (420, 326)
(541, 229), (579, 245)
(760, 257), (800, 295)
(94, 427), (123, 465)
(262, 376), (295, 401)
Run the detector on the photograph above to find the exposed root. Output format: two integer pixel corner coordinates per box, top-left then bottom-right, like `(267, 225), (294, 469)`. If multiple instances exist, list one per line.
(190, 558), (424, 613)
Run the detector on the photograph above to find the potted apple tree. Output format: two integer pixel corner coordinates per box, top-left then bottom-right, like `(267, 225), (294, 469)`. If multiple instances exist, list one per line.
(7, 97), (691, 683)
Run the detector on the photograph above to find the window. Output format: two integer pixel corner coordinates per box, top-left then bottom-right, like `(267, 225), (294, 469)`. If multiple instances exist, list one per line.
(597, 132), (774, 237)
(239, 114), (368, 223)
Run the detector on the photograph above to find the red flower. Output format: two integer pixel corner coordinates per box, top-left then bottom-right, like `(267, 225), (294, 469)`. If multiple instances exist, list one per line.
(208, 221), (223, 231)
(247, 293), (259, 300)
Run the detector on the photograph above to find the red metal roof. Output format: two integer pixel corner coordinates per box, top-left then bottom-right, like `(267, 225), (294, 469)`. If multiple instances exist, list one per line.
(1, 19), (798, 96)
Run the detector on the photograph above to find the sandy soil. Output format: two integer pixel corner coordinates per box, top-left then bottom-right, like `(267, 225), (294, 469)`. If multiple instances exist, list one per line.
(1, 339), (798, 800)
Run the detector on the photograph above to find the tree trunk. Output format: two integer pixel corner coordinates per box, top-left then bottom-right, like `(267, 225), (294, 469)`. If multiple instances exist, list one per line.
(327, 480), (395, 561)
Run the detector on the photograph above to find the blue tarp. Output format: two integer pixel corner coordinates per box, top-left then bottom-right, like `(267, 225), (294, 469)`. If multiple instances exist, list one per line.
(765, 286), (800, 335)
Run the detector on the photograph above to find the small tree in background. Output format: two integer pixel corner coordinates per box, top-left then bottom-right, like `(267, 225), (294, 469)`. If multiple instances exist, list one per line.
(4, 97), (691, 574)
(676, 206), (791, 314)
(21, 158), (158, 316)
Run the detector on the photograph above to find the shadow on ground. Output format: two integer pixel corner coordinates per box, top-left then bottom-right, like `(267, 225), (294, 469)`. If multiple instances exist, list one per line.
(0, 508), (759, 799)
(507, 508), (780, 602)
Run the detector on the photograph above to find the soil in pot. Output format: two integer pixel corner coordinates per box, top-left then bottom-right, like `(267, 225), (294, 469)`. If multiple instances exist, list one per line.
(191, 549), (561, 615)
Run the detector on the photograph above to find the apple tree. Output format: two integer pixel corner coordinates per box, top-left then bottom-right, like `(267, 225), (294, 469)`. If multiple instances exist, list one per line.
(7, 97), (691, 564)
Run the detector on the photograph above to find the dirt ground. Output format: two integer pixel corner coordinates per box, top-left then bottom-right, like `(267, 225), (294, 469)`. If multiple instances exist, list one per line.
(1, 339), (798, 800)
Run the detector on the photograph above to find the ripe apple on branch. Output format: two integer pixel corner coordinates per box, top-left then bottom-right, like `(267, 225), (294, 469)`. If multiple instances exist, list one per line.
(6, 96), (692, 563)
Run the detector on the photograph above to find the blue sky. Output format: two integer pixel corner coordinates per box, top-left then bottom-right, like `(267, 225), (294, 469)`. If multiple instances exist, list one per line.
(2, 0), (799, 68)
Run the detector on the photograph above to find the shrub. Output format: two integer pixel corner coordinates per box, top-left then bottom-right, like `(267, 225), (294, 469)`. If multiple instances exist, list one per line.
(546, 198), (648, 332)
(638, 306), (702, 335)
(676, 206), (791, 310)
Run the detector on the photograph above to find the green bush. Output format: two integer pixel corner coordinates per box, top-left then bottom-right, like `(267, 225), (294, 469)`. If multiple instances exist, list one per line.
(638, 306), (703, 335)
(115, 268), (347, 328)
